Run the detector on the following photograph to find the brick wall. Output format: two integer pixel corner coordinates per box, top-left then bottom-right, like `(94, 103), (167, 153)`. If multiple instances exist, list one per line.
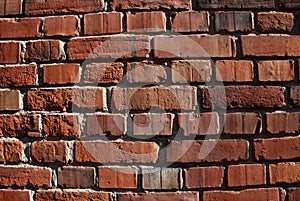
(0, 0), (299, 200)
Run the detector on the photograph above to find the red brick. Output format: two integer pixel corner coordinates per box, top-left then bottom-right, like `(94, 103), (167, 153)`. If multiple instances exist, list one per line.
(111, 87), (197, 111)
(67, 35), (150, 60)
(202, 86), (285, 109)
(241, 35), (300, 57)
(75, 141), (159, 164)
(270, 162), (300, 184)
(127, 11), (166, 32)
(185, 167), (224, 188)
(0, 90), (21, 111)
(31, 141), (68, 163)
(25, 0), (104, 15)
(84, 12), (122, 35)
(142, 168), (180, 189)
(280, 0), (300, 8)
(215, 60), (254, 82)
(203, 188), (284, 201)
(98, 166), (138, 189)
(195, 0), (275, 9)
(1, 140), (23, 163)
(171, 60), (212, 83)
(0, 166), (51, 187)
(215, 11), (253, 32)
(25, 40), (63, 62)
(257, 12), (294, 33)
(154, 35), (236, 58)
(166, 139), (248, 163)
(0, 42), (21, 64)
(290, 86), (300, 106)
(133, 113), (174, 136)
(43, 64), (80, 85)
(44, 16), (79, 37)
(0, 18), (41, 38)
(171, 11), (209, 32)
(223, 113), (261, 135)
(111, 0), (191, 10)
(58, 166), (95, 188)
(288, 188), (300, 201)
(178, 112), (219, 136)
(0, 0), (22, 16)
(266, 112), (299, 134)
(86, 114), (126, 136)
(254, 136), (300, 160)
(119, 192), (199, 201)
(0, 190), (30, 201)
(43, 115), (80, 137)
(258, 60), (294, 81)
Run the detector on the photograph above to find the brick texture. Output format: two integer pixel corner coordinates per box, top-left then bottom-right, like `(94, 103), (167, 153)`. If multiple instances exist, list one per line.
(127, 11), (166, 32)
(290, 86), (300, 106)
(58, 166), (95, 188)
(43, 64), (80, 85)
(215, 11), (253, 32)
(257, 60), (294, 81)
(110, 0), (191, 10)
(0, 90), (21, 111)
(270, 162), (300, 184)
(0, 0), (22, 16)
(257, 12), (294, 33)
(0, 18), (41, 38)
(289, 188), (300, 201)
(171, 11), (209, 32)
(185, 167), (224, 188)
(31, 141), (68, 163)
(0, 140), (23, 163)
(118, 192), (199, 201)
(142, 168), (180, 189)
(35, 191), (112, 201)
(0, 42), (21, 64)
(0, 190), (30, 201)
(44, 16), (79, 37)
(266, 112), (299, 134)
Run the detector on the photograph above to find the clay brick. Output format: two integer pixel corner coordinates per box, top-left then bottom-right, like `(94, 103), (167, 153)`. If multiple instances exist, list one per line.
(0, 166), (51, 187)
(0, 90), (21, 111)
(111, 0), (191, 10)
(215, 11), (253, 32)
(67, 35), (150, 60)
(195, 0), (275, 9)
(25, 0), (104, 15)
(44, 16), (79, 37)
(153, 35), (236, 58)
(257, 12), (294, 33)
(241, 35), (300, 57)
(171, 60), (212, 83)
(254, 136), (300, 160)
(132, 113), (174, 136)
(0, 0), (22, 16)
(31, 141), (68, 163)
(0, 190), (30, 201)
(185, 167), (224, 188)
(127, 11), (166, 32)
(171, 11), (209, 32)
(43, 64), (80, 85)
(223, 113), (261, 135)
(215, 60), (254, 82)
(0, 18), (41, 38)
(43, 115), (80, 137)
(84, 12), (122, 35)
(258, 60), (294, 81)
(202, 86), (285, 109)
(58, 166), (95, 188)
(1, 140), (23, 163)
(177, 112), (219, 136)
(290, 86), (300, 106)
(75, 141), (159, 164)
(0, 42), (21, 64)
(98, 166), (138, 189)
(280, 0), (300, 8)
(166, 139), (248, 163)
(270, 162), (300, 184)
(25, 40), (63, 62)
(86, 114), (126, 137)
(288, 188), (300, 201)
(266, 112), (299, 134)
(119, 192), (199, 201)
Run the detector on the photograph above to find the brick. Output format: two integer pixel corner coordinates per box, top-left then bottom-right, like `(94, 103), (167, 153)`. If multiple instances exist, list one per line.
(84, 12), (122, 35)
(0, 115), (41, 137)
(266, 112), (299, 134)
(0, 0), (22, 16)
(43, 64), (80, 85)
(83, 62), (124, 84)
(254, 136), (300, 160)
(202, 86), (285, 109)
(98, 166), (138, 189)
(31, 141), (68, 163)
(67, 35), (150, 60)
(185, 167), (224, 188)
(223, 113), (261, 135)
(25, 40), (63, 62)
(0, 140), (23, 163)
(111, 87), (197, 111)
(215, 11), (253, 32)
(0, 42), (21, 64)
(86, 114), (126, 136)
(241, 35), (300, 57)
(119, 192), (199, 201)
(290, 86), (300, 106)
(270, 162), (300, 184)
(178, 112), (219, 136)
(132, 113), (174, 136)
(258, 60), (294, 81)
(171, 11), (209, 32)
(203, 188), (284, 201)
(171, 60), (212, 83)
(111, 0), (191, 10)
(257, 12), (294, 33)
(0, 18), (41, 38)
(44, 16), (79, 37)
(25, 0), (104, 15)
(166, 139), (248, 163)
(43, 115), (80, 137)
(280, 0), (300, 8)
(215, 60), (254, 82)
(0, 190), (30, 201)
(127, 11), (166, 32)
(58, 166), (95, 188)
(0, 166), (51, 187)
(288, 188), (300, 201)
(0, 90), (21, 111)
(75, 141), (159, 164)
(154, 35), (236, 58)
(195, 0), (275, 9)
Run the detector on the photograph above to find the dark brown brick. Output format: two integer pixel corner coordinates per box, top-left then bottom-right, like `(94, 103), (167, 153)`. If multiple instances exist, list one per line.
(290, 86), (300, 106)
(215, 11), (253, 32)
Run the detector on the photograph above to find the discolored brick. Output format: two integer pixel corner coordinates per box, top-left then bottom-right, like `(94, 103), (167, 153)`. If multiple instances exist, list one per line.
(127, 11), (166, 32)
(171, 11), (209, 32)
(58, 166), (95, 188)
